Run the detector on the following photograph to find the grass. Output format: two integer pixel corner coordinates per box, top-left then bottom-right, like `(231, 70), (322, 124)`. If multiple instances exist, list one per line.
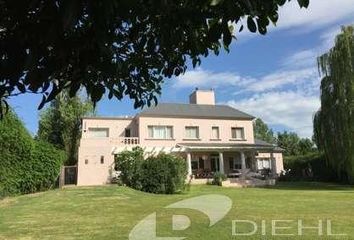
(0, 182), (354, 239)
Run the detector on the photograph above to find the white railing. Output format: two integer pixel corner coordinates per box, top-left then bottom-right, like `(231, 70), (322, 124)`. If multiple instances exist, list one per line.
(110, 137), (140, 145)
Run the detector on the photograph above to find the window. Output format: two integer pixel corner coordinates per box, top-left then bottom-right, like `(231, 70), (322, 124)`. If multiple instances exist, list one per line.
(88, 128), (109, 138)
(257, 159), (270, 170)
(100, 156), (104, 164)
(148, 126), (173, 139)
(191, 160), (198, 170)
(192, 157), (205, 170)
(231, 127), (244, 139)
(198, 157), (205, 169)
(125, 128), (131, 137)
(185, 126), (199, 139)
(229, 156), (242, 170)
(85, 159), (89, 164)
(211, 126), (220, 139)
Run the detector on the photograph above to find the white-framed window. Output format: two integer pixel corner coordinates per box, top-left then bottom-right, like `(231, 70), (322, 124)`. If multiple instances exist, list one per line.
(257, 159), (271, 170)
(229, 156), (242, 170)
(185, 126), (199, 139)
(191, 157), (205, 170)
(211, 126), (220, 139)
(87, 127), (109, 138)
(231, 127), (244, 139)
(148, 126), (173, 139)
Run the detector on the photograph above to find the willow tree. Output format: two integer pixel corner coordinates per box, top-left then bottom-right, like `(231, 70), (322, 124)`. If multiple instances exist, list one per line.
(314, 26), (354, 183)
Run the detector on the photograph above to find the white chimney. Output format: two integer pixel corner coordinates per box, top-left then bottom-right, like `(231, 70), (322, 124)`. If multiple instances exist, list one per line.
(189, 88), (215, 105)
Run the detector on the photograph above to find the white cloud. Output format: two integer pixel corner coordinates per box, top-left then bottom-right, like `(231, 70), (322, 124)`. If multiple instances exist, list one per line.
(243, 68), (317, 93)
(282, 49), (319, 68)
(175, 67), (318, 94)
(235, 0), (354, 40)
(225, 91), (320, 138)
(277, 0), (354, 31)
(173, 68), (254, 89)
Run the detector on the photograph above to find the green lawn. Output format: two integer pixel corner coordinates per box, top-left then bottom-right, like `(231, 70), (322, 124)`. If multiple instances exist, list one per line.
(1, 182), (354, 240)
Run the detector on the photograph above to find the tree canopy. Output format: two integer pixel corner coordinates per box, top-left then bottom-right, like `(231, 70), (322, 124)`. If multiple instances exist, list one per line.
(277, 131), (315, 156)
(37, 91), (93, 165)
(0, 0), (309, 117)
(253, 118), (276, 144)
(314, 26), (354, 183)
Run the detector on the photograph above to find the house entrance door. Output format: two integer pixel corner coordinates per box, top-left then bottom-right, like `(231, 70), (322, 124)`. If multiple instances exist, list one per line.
(210, 155), (220, 172)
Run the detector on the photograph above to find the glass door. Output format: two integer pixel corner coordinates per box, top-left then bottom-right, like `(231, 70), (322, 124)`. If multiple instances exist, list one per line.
(210, 155), (220, 172)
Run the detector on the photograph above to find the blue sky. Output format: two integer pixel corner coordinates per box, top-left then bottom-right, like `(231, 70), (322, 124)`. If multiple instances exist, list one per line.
(9, 0), (354, 138)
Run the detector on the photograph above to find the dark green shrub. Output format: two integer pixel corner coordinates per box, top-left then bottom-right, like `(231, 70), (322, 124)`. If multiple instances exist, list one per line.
(27, 141), (66, 192)
(115, 147), (144, 190)
(211, 172), (227, 186)
(141, 153), (187, 194)
(0, 110), (65, 198)
(279, 152), (338, 182)
(115, 148), (187, 194)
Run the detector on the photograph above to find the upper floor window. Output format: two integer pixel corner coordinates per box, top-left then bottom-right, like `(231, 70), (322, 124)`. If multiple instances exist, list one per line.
(211, 126), (220, 139)
(185, 126), (199, 139)
(148, 126), (173, 139)
(231, 127), (244, 140)
(88, 128), (109, 138)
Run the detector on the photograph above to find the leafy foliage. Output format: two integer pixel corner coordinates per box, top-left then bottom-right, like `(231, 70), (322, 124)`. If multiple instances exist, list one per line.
(115, 147), (187, 194)
(141, 154), (187, 194)
(211, 172), (227, 186)
(0, 0), (309, 116)
(114, 147), (145, 190)
(277, 131), (315, 156)
(37, 91), (93, 165)
(314, 26), (354, 183)
(279, 153), (338, 182)
(253, 118), (276, 144)
(0, 110), (66, 197)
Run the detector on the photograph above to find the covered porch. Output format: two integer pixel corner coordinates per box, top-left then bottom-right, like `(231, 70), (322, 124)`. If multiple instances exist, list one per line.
(179, 141), (282, 185)
(185, 151), (276, 179)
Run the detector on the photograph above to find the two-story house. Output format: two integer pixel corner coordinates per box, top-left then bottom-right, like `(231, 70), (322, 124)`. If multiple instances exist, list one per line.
(77, 89), (283, 186)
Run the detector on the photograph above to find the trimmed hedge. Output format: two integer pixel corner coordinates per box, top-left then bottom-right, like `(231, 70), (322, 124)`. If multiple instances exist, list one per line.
(115, 147), (187, 194)
(279, 152), (338, 182)
(0, 110), (66, 198)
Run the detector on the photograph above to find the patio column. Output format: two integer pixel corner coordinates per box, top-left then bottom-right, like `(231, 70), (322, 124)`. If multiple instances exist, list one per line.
(219, 152), (224, 174)
(240, 151), (246, 178)
(270, 152), (277, 176)
(186, 152), (192, 177)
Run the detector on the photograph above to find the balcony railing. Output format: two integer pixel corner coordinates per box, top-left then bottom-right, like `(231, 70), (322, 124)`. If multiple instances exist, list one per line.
(110, 137), (140, 145)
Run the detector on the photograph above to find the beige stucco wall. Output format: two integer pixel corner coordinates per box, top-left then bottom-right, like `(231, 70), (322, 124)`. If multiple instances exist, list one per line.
(77, 118), (137, 186)
(138, 116), (255, 147)
(77, 145), (114, 186)
(81, 118), (138, 139)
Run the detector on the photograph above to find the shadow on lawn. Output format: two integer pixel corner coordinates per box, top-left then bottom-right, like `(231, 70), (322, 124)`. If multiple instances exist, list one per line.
(263, 181), (354, 191)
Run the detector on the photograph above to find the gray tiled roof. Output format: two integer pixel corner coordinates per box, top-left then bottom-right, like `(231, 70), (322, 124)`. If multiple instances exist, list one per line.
(139, 103), (254, 120)
(255, 139), (284, 151)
